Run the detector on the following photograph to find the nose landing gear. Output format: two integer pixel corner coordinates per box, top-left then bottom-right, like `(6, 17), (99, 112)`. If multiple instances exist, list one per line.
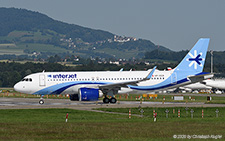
(39, 99), (44, 105)
(39, 95), (45, 105)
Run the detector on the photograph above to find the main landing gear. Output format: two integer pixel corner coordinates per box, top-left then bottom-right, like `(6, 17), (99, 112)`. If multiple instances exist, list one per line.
(103, 97), (117, 104)
(39, 95), (44, 105)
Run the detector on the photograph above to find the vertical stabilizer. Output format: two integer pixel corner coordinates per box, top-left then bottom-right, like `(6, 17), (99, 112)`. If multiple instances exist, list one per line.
(174, 38), (210, 74)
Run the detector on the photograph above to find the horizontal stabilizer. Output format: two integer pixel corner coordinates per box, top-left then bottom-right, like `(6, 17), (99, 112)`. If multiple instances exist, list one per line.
(188, 73), (214, 83)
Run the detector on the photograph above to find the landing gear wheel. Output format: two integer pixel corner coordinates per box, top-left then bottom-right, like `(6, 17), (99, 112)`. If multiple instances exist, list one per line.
(39, 99), (44, 105)
(110, 97), (117, 104)
(103, 97), (110, 103)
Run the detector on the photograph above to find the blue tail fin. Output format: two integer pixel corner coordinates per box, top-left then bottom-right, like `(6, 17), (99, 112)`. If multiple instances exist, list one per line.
(174, 38), (210, 74)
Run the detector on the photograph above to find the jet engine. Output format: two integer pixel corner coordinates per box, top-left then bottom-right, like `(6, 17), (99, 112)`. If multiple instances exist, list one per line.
(69, 88), (103, 101)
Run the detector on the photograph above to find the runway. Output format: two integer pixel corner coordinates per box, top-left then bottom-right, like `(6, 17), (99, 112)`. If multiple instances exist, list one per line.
(1, 97), (225, 111)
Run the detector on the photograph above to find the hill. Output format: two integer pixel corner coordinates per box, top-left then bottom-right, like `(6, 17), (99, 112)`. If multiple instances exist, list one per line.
(0, 7), (171, 59)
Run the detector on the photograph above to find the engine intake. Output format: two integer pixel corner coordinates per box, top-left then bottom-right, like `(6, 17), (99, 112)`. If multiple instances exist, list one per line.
(79, 88), (99, 101)
(69, 88), (101, 101)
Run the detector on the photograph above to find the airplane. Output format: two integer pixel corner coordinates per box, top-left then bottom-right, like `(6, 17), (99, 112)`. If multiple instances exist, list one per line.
(179, 79), (225, 94)
(180, 82), (212, 92)
(14, 38), (213, 104)
(202, 79), (225, 92)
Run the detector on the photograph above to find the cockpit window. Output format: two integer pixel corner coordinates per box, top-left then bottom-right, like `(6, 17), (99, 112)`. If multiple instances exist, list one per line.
(21, 78), (32, 82)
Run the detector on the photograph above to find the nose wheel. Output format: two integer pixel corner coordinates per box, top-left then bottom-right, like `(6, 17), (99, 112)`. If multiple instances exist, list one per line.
(39, 99), (44, 105)
(39, 95), (45, 105)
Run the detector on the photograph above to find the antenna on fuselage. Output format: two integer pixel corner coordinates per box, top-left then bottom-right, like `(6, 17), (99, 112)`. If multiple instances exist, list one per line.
(42, 70), (45, 73)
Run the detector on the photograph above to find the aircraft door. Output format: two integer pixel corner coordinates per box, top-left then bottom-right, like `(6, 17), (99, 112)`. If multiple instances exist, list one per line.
(171, 72), (177, 84)
(39, 74), (46, 86)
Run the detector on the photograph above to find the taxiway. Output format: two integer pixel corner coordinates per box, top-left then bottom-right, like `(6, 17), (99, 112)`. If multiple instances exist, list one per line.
(1, 97), (225, 112)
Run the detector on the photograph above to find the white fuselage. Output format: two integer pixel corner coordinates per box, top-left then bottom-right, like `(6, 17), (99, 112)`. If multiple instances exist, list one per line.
(182, 82), (212, 90)
(204, 79), (225, 90)
(14, 69), (183, 95)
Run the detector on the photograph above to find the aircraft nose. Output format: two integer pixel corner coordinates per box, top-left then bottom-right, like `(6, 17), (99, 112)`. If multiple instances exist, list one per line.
(14, 83), (20, 92)
(14, 82), (25, 93)
(14, 82), (32, 94)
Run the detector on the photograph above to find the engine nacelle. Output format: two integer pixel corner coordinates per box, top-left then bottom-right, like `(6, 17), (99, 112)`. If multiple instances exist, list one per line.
(69, 88), (102, 101)
(79, 88), (100, 101)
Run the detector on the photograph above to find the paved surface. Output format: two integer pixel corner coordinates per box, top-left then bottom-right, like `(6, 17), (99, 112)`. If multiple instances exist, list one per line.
(1, 98), (225, 112)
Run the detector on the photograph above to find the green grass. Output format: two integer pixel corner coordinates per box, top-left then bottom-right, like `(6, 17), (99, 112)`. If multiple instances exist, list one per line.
(115, 93), (225, 104)
(18, 43), (71, 54)
(0, 44), (24, 55)
(95, 48), (140, 59)
(0, 30), (71, 55)
(0, 108), (224, 140)
(0, 43), (71, 55)
(97, 107), (225, 119)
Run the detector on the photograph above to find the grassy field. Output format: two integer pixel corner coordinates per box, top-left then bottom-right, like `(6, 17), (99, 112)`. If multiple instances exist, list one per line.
(17, 43), (71, 54)
(0, 43), (71, 55)
(0, 108), (224, 140)
(115, 93), (225, 104)
(0, 44), (24, 55)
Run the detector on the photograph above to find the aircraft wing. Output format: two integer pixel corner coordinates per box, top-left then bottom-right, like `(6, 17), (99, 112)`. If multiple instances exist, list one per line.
(99, 66), (157, 89)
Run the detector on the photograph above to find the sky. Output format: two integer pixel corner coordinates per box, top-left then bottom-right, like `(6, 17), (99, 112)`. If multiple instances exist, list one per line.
(1, 0), (225, 51)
